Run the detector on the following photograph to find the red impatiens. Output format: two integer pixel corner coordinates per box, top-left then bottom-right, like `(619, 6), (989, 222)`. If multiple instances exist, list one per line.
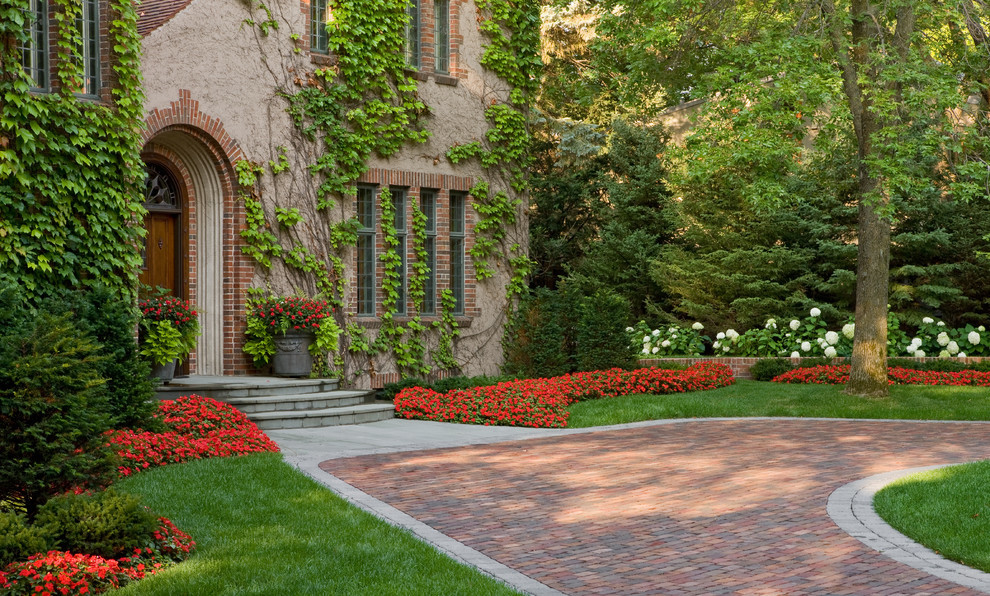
(394, 362), (736, 428)
(107, 395), (280, 476)
(0, 517), (196, 595)
(772, 365), (990, 386)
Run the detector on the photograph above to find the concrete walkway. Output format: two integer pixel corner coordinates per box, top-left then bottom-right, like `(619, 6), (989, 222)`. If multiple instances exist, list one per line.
(270, 419), (990, 595)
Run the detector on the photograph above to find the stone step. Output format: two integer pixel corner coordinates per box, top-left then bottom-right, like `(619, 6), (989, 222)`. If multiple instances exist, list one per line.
(250, 403), (396, 430)
(155, 377), (340, 401)
(224, 390), (372, 414)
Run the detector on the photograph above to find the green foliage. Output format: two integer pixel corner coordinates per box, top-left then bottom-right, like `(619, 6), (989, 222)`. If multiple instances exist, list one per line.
(34, 489), (158, 560)
(57, 286), (156, 429)
(503, 288), (577, 378)
(575, 291), (635, 371)
(749, 359), (796, 382)
(0, 510), (52, 567)
(0, 0), (146, 304)
(0, 296), (117, 519)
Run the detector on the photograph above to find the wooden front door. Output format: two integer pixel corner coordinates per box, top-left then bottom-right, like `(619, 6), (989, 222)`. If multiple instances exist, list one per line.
(140, 162), (189, 373)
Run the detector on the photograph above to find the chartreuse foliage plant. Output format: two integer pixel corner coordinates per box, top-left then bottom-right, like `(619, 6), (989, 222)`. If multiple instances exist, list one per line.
(0, 0), (146, 303)
(242, 293), (340, 368)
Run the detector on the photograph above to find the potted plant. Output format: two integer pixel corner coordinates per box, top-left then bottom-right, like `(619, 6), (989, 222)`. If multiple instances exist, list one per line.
(243, 294), (339, 377)
(138, 294), (199, 382)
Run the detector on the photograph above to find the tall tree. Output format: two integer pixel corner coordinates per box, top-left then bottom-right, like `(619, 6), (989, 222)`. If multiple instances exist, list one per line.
(591, 0), (989, 396)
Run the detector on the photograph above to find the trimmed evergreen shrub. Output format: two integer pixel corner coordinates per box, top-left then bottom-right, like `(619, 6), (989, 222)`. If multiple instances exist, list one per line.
(0, 288), (118, 519)
(503, 287), (578, 378)
(0, 511), (52, 567)
(34, 489), (158, 560)
(749, 358), (796, 381)
(381, 375), (516, 400)
(575, 290), (635, 372)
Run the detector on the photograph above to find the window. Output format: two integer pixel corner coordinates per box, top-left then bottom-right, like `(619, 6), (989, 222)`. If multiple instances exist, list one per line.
(19, 0), (47, 91)
(391, 188), (408, 316)
(434, 0), (449, 73)
(356, 186), (376, 316)
(449, 191), (466, 315)
(78, 0), (100, 96)
(404, 0), (420, 68)
(420, 189), (437, 315)
(311, 0), (329, 53)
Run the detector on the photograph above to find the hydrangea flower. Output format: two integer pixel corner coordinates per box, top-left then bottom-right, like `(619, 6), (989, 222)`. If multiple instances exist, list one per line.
(842, 323), (855, 339)
(824, 346), (837, 358)
(722, 345), (731, 352)
(906, 344), (916, 354)
(643, 336), (651, 343)
(911, 337), (923, 347)
(947, 341), (959, 355)
(626, 327), (634, 333)
(661, 340), (671, 348)
(968, 331), (981, 345)
(959, 352), (967, 358)
(824, 331), (839, 345)
(810, 307), (822, 317)
(937, 332), (950, 347)
(980, 326), (986, 332)
(940, 350), (950, 358)
(652, 346), (660, 354)
(692, 322), (704, 330)
(652, 329), (661, 336)
(765, 318), (776, 329)
(790, 351), (800, 358)
(726, 329), (739, 340)
(717, 332), (726, 340)
(642, 347), (650, 355)
(916, 349), (926, 358)
(713, 341), (721, 349)
(801, 341), (811, 352)
(937, 321), (946, 327)
(922, 317), (934, 324)
(790, 320), (800, 331)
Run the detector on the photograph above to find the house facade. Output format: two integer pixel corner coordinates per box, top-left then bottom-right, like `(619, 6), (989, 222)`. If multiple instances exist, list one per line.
(12, 0), (532, 388)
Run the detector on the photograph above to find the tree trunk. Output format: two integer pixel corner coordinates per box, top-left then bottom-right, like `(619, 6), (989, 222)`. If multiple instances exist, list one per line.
(845, 196), (890, 397)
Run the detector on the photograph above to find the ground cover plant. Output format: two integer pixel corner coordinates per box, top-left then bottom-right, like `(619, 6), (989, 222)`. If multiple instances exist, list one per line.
(772, 366), (990, 387)
(111, 453), (521, 596)
(565, 379), (990, 428)
(874, 461), (990, 575)
(394, 361), (735, 427)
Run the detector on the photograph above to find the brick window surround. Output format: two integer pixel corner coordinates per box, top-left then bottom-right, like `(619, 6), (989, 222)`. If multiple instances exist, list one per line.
(350, 168), (479, 322)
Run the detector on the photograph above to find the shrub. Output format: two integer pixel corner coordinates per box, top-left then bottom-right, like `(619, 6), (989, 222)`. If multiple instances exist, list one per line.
(34, 489), (159, 560)
(381, 375), (517, 401)
(0, 302), (118, 519)
(503, 287), (579, 378)
(749, 358), (796, 382)
(0, 511), (52, 568)
(576, 291), (636, 371)
(629, 320), (708, 358)
(61, 286), (158, 429)
(395, 362), (735, 428)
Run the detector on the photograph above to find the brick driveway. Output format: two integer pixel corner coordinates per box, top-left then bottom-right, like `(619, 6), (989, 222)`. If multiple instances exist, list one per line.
(320, 420), (990, 595)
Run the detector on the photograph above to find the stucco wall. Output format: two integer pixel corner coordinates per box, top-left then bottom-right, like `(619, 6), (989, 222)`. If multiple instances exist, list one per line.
(141, 0), (525, 385)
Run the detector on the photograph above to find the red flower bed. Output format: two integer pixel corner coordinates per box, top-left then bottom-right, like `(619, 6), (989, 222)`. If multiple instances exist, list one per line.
(107, 395), (279, 477)
(394, 361), (735, 428)
(772, 365), (990, 386)
(0, 518), (195, 595)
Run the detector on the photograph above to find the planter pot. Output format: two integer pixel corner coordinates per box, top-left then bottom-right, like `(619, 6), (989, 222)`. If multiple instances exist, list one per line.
(150, 359), (177, 384)
(272, 330), (315, 377)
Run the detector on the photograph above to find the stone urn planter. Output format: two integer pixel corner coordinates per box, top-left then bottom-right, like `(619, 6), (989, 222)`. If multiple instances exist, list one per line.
(271, 330), (315, 377)
(149, 359), (177, 384)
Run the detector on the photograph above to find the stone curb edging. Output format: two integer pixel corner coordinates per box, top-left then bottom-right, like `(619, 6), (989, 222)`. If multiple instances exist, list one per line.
(827, 464), (990, 594)
(281, 454), (567, 596)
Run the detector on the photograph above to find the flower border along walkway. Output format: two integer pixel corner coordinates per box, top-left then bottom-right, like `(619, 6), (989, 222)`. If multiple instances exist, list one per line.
(393, 361), (735, 427)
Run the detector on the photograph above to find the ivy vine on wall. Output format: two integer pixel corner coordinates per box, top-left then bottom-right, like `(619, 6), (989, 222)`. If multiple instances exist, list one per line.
(0, 0), (146, 303)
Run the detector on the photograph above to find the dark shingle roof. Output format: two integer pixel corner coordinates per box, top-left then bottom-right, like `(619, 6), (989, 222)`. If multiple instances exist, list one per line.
(137, 0), (194, 37)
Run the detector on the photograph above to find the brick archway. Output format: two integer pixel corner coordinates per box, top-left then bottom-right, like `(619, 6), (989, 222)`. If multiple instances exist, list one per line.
(142, 90), (254, 375)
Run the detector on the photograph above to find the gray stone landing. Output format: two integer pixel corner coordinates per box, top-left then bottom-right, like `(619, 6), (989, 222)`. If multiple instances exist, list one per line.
(154, 376), (395, 430)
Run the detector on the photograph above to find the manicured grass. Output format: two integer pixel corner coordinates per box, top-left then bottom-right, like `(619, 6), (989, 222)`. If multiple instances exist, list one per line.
(565, 379), (990, 427)
(115, 453), (518, 595)
(874, 461), (990, 573)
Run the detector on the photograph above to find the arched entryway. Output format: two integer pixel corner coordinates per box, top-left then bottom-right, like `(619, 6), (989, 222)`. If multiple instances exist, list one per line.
(140, 162), (186, 297)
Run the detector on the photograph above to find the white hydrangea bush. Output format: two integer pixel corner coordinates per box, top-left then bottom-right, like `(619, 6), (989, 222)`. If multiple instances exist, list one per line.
(627, 321), (708, 357)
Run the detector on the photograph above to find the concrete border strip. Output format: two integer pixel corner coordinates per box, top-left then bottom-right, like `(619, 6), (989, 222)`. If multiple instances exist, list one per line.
(282, 453), (567, 596)
(828, 464), (990, 594)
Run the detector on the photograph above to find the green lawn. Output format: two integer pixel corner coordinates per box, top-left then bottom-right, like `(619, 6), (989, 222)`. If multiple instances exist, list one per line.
(874, 461), (990, 573)
(566, 379), (990, 427)
(115, 453), (519, 596)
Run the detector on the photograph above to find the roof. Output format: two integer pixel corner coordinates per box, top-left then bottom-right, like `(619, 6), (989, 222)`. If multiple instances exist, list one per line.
(137, 0), (194, 37)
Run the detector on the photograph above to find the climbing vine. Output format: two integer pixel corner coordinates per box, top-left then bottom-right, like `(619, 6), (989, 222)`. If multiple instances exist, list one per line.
(237, 0), (538, 380)
(0, 0), (147, 303)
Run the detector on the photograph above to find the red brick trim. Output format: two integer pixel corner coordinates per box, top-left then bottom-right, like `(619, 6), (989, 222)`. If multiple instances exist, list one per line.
(142, 90), (255, 375)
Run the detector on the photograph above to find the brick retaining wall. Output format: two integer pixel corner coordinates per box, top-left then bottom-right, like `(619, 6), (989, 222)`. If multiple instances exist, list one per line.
(638, 357), (990, 381)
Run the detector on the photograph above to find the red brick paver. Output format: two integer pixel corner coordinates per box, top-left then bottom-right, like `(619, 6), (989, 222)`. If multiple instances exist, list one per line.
(320, 420), (990, 595)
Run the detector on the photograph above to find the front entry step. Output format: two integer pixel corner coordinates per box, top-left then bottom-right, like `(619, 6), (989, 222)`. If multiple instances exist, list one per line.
(154, 376), (393, 428)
